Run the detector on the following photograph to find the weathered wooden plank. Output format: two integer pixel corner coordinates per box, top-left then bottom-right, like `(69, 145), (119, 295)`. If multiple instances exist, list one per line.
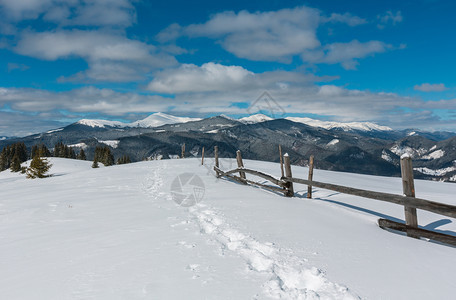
(307, 155), (314, 199)
(378, 218), (456, 247)
(286, 177), (456, 219)
(279, 145), (284, 178)
(214, 146), (220, 178)
(201, 146), (205, 165)
(214, 166), (284, 187)
(236, 150), (246, 180)
(181, 143), (185, 159)
(283, 154), (294, 197)
(215, 167), (286, 194)
(400, 156), (418, 238)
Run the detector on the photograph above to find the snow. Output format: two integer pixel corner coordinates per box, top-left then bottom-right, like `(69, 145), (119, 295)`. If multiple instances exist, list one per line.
(285, 117), (392, 132)
(1, 158), (455, 299)
(381, 150), (393, 162)
(414, 165), (456, 176)
(77, 113), (201, 129)
(391, 145), (428, 158)
(46, 128), (64, 133)
(77, 119), (127, 128)
(408, 131), (416, 136)
(326, 139), (339, 147)
(239, 114), (273, 124)
(98, 140), (119, 148)
(130, 112), (201, 128)
(401, 153), (411, 159)
(422, 149), (445, 160)
(68, 142), (88, 149)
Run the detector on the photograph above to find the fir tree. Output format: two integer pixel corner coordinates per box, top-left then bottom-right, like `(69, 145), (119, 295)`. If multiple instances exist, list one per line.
(26, 150), (52, 179)
(10, 154), (21, 172)
(92, 158), (99, 168)
(103, 147), (114, 166)
(77, 149), (86, 160)
(32, 144), (50, 158)
(1, 142), (29, 172)
(117, 155), (131, 165)
(0, 148), (7, 171)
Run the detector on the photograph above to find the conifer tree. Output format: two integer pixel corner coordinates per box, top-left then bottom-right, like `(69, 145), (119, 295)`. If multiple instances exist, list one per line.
(10, 154), (21, 172)
(0, 148), (7, 171)
(117, 155), (131, 165)
(77, 149), (86, 160)
(92, 158), (99, 168)
(26, 150), (52, 179)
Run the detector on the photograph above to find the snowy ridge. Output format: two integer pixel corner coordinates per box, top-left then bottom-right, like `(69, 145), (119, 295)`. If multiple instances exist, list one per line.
(326, 139), (339, 147)
(98, 140), (119, 148)
(239, 114), (273, 124)
(390, 145), (428, 158)
(68, 142), (88, 149)
(77, 119), (127, 128)
(46, 128), (64, 134)
(285, 117), (392, 132)
(421, 149), (445, 160)
(414, 163), (456, 176)
(130, 112), (201, 128)
(76, 112), (201, 129)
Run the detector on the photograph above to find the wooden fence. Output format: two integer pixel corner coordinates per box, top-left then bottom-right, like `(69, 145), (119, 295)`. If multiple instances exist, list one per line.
(212, 146), (456, 247)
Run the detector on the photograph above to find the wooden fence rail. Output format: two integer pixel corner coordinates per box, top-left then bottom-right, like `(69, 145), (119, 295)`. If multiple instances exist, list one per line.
(285, 177), (456, 219)
(211, 146), (456, 246)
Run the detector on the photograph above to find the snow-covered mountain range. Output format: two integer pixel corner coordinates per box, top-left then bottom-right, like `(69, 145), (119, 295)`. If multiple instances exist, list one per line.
(285, 116), (393, 132)
(77, 112), (201, 128)
(2, 112), (456, 182)
(77, 112), (393, 132)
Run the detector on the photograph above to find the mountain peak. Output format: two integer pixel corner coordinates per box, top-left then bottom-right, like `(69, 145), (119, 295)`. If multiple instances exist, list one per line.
(76, 113), (201, 129)
(239, 114), (273, 124)
(285, 117), (392, 132)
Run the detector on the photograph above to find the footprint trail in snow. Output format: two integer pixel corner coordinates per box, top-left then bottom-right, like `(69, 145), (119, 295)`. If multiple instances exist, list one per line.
(189, 205), (360, 300)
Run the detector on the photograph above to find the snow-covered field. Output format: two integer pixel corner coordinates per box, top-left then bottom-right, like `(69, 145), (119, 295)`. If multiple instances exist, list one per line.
(1, 158), (455, 299)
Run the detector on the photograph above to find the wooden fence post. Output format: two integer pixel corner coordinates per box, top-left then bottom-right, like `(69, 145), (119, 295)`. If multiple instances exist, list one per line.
(307, 155), (314, 199)
(283, 153), (294, 197)
(236, 150), (246, 180)
(279, 145), (284, 178)
(400, 155), (419, 238)
(201, 147), (205, 165)
(214, 146), (220, 177)
(181, 143), (185, 159)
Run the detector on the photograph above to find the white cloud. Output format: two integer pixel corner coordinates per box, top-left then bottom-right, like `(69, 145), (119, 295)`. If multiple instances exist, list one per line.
(377, 11), (403, 29)
(2, 75), (456, 134)
(302, 40), (391, 70)
(148, 63), (254, 93)
(15, 29), (177, 82)
(0, 0), (136, 27)
(183, 7), (322, 62)
(324, 13), (367, 26)
(158, 6), (389, 67)
(414, 83), (448, 92)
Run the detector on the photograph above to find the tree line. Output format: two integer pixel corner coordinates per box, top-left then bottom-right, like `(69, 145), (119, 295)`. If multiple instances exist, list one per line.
(0, 142), (131, 174)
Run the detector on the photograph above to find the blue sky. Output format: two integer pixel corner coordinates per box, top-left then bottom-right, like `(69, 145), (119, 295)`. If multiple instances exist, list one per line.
(1, 0), (455, 136)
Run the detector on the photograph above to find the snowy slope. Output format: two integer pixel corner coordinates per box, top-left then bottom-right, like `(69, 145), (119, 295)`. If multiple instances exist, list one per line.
(76, 112), (201, 128)
(130, 112), (201, 128)
(285, 117), (392, 132)
(239, 114), (273, 124)
(1, 158), (455, 299)
(76, 119), (127, 128)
